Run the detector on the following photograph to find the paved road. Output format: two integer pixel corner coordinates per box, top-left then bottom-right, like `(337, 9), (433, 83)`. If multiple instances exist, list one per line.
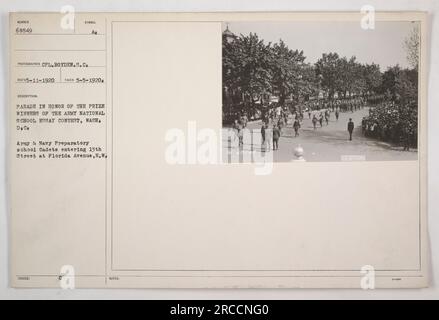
(223, 107), (418, 162)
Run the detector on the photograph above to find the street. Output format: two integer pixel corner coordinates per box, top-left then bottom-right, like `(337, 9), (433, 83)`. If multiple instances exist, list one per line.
(222, 107), (418, 162)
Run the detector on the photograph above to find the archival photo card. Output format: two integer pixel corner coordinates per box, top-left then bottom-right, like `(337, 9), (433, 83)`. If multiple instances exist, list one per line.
(9, 11), (428, 288)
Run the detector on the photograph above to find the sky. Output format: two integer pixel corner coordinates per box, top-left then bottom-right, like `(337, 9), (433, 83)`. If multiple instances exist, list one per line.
(224, 21), (418, 70)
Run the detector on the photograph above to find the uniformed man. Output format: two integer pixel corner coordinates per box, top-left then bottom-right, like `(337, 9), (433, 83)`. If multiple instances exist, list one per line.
(347, 118), (354, 141)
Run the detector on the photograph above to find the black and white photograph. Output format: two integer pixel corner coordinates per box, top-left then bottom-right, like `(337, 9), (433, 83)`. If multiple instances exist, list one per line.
(222, 21), (420, 162)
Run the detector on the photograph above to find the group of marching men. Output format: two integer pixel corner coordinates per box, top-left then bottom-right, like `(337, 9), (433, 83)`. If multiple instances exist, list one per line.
(303, 96), (367, 113)
(231, 95), (384, 151)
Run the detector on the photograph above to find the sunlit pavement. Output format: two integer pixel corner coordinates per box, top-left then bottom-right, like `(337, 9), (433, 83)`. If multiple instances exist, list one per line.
(222, 107), (418, 162)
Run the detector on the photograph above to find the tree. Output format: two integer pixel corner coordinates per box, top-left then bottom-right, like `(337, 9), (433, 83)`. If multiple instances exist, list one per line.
(299, 64), (320, 101)
(348, 57), (368, 96)
(395, 68), (418, 105)
(380, 65), (401, 100)
(404, 24), (420, 70)
(379, 65), (417, 104)
(335, 56), (349, 97)
(270, 40), (306, 106)
(363, 63), (382, 95)
(315, 53), (342, 99)
(222, 33), (273, 114)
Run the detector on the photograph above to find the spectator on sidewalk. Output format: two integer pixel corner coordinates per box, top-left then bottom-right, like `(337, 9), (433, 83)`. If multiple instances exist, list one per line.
(261, 122), (266, 151)
(293, 119), (301, 137)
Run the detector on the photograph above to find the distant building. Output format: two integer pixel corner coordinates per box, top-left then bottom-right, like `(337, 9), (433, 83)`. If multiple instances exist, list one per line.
(223, 24), (237, 43)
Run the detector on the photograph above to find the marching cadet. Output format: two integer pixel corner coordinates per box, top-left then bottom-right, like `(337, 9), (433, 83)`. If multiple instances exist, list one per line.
(347, 118), (354, 141)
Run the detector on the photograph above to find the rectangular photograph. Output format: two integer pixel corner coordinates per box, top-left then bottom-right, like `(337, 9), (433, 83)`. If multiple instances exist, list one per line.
(222, 21), (420, 162)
